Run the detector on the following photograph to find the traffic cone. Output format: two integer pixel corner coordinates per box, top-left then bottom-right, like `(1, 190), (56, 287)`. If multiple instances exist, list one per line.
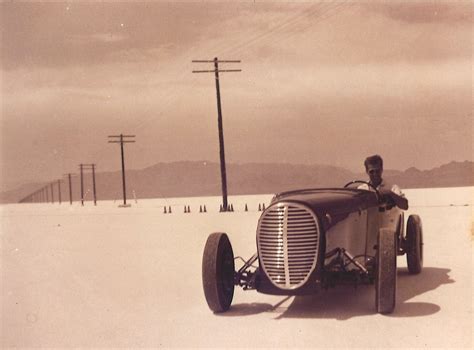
(169, 206), (172, 213)
(199, 205), (203, 213)
(184, 205), (187, 213)
(258, 203), (262, 211)
(204, 205), (207, 213)
(219, 204), (223, 212)
(187, 205), (191, 213)
(262, 203), (266, 210)
(245, 203), (248, 211)
(164, 206), (167, 214)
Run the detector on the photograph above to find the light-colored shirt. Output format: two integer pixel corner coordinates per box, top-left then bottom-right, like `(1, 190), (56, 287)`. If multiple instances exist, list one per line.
(358, 180), (405, 197)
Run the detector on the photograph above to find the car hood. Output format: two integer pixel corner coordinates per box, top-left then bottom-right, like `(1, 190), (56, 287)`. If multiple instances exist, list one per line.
(270, 188), (379, 230)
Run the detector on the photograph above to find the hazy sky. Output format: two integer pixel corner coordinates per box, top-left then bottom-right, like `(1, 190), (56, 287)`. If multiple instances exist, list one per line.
(1, 1), (472, 190)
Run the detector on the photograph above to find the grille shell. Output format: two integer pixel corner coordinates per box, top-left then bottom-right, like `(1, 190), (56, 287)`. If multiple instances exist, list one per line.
(257, 202), (321, 290)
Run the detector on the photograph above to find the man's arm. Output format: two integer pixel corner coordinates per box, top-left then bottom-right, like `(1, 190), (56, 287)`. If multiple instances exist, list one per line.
(380, 186), (409, 210)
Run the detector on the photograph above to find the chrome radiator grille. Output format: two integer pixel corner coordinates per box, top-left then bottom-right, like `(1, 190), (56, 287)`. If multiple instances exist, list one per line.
(257, 202), (320, 290)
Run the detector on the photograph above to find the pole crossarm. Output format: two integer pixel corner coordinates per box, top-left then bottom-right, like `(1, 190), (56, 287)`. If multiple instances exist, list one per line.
(80, 164), (96, 169)
(192, 60), (241, 63)
(193, 69), (242, 73)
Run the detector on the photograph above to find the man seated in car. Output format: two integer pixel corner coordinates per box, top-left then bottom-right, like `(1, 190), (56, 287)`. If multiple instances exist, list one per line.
(359, 155), (409, 210)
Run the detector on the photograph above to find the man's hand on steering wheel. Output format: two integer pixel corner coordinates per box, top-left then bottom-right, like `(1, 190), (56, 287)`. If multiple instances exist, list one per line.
(343, 180), (382, 201)
(378, 187), (396, 208)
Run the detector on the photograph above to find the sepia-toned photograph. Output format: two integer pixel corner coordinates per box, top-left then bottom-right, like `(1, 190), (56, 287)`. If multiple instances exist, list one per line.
(1, 1), (472, 348)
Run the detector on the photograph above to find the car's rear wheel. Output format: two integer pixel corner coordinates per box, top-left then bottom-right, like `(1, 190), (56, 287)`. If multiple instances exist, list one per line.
(202, 232), (235, 312)
(406, 215), (423, 274)
(376, 228), (397, 314)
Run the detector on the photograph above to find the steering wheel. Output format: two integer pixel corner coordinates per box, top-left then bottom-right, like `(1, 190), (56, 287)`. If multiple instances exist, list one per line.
(344, 180), (382, 201)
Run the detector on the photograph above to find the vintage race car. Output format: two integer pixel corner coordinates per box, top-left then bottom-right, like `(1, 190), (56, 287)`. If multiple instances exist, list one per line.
(202, 181), (423, 314)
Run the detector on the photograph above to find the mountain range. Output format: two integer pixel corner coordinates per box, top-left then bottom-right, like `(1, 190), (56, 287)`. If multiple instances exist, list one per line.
(1, 160), (472, 204)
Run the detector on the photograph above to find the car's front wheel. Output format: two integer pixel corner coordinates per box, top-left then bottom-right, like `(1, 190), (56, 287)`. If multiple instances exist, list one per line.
(375, 228), (397, 314)
(406, 215), (423, 274)
(202, 232), (235, 312)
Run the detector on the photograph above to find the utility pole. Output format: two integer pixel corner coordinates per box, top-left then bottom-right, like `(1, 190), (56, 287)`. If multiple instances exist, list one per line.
(50, 183), (54, 204)
(57, 179), (62, 204)
(63, 173), (76, 205)
(92, 164), (97, 206)
(79, 164), (84, 206)
(82, 164), (97, 205)
(192, 57), (241, 211)
(108, 134), (135, 207)
(68, 174), (72, 204)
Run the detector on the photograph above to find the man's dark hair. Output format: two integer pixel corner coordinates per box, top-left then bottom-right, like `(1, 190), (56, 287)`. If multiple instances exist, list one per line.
(364, 154), (383, 169)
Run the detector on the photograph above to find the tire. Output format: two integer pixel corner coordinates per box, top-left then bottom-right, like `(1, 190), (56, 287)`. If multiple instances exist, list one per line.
(406, 215), (423, 274)
(202, 232), (235, 312)
(376, 228), (397, 314)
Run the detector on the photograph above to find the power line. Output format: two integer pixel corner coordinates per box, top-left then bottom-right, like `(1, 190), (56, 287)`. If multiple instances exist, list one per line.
(218, 2), (331, 58)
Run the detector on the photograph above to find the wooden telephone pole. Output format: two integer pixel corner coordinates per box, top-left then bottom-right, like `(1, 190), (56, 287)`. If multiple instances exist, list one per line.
(192, 57), (241, 211)
(81, 164), (97, 205)
(63, 173), (77, 205)
(108, 134), (135, 207)
(79, 164), (85, 206)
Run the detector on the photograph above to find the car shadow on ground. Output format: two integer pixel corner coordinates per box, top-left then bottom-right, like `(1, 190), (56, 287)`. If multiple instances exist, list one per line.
(217, 302), (275, 317)
(216, 295), (294, 317)
(275, 267), (453, 320)
(220, 267), (453, 319)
